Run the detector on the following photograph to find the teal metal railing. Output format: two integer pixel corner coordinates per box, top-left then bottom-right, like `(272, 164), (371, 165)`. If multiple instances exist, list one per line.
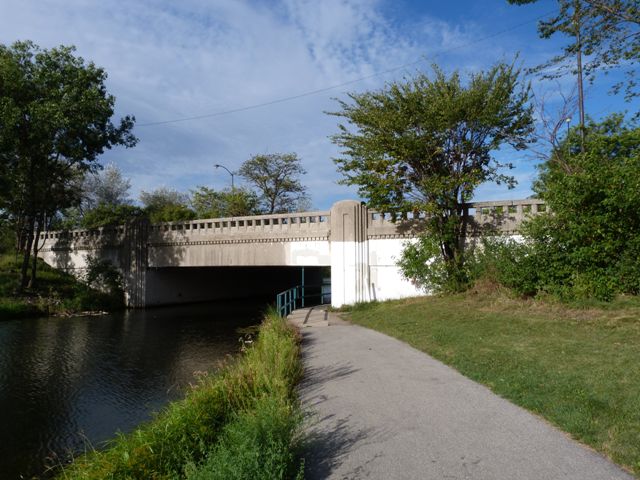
(276, 284), (331, 317)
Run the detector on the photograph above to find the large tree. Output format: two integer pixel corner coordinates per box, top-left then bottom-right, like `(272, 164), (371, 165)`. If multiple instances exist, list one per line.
(83, 163), (132, 209)
(239, 153), (308, 214)
(0, 41), (136, 289)
(330, 63), (534, 290)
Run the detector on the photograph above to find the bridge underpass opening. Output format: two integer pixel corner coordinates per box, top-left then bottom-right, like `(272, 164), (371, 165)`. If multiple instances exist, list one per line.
(144, 265), (329, 307)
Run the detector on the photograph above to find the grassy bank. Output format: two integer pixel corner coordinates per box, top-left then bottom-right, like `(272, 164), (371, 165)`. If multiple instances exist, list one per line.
(58, 311), (304, 480)
(0, 254), (122, 320)
(346, 291), (640, 476)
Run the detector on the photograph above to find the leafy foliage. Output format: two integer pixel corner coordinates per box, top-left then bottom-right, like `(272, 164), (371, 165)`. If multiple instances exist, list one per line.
(331, 62), (534, 291)
(524, 115), (640, 299)
(397, 235), (461, 293)
(85, 257), (123, 296)
(191, 186), (260, 218)
(81, 203), (144, 229)
(0, 41), (136, 288)
(508, 0), (640, 101)
(471, 238), (542, 298)
(239, 153), (308, 214)
(140, 187), (196, 223)
(83, 163), (132, 209)
(471, 116), (640, 301)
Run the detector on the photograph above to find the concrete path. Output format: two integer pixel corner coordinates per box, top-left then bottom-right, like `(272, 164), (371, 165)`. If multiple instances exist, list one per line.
(291, 307), (635, 480)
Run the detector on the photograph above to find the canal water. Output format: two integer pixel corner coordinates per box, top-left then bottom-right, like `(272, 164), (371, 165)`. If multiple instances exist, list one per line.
(0, 300), (266, 479)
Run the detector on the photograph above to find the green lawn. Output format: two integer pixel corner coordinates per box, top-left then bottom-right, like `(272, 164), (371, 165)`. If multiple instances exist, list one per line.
(346, 292), (640, 476)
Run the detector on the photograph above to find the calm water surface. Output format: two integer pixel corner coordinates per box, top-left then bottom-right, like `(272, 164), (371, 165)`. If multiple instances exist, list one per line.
(0, 301), (265, 479)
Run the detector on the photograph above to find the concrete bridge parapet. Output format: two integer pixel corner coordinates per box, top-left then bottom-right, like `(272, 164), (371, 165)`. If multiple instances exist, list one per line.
(37, 199), (546, 308)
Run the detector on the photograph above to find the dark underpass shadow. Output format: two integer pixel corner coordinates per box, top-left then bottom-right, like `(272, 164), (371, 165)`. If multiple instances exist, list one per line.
(298, 334), (380, 479)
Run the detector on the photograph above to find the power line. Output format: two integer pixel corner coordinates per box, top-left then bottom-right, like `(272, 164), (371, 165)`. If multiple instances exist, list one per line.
(138, 9), (557, 127)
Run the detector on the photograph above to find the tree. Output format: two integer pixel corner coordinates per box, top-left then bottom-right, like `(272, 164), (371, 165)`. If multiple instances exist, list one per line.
(0, 41), (136, 289)
(139, 187), (195, 223)
(330, 63), (534, 291)
(523, 115), (640, 299)
(191, 186), (259, 218)
(238, 153), (308, 214)
(81, 204), (144, 229)
(508, 0), (640, 126)
(83, 163), (132, 209)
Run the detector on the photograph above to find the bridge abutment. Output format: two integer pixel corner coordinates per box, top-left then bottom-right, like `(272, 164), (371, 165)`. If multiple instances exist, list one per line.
(122, 220), (149, 308)
(329, 200), (372, 307)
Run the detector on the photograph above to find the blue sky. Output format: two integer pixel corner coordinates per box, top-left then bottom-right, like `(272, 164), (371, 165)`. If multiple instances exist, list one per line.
(0, 0), (633, 209)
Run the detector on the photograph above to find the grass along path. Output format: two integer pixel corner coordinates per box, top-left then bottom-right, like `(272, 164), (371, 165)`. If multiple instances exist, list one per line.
(346, 292), (640, 476)
(58, 312), (304, 480)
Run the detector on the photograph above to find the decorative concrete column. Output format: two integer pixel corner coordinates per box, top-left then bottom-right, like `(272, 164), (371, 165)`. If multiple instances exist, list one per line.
(122, 219), (149, 308)
(329, 200), (371, 307)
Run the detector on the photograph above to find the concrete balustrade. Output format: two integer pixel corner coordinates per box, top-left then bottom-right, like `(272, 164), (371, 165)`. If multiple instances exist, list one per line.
(38, 199), (546, 308)
(148, 210), (330, 235)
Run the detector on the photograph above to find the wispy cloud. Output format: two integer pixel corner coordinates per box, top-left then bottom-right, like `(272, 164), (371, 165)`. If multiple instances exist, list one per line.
(1, 0), (591, 208)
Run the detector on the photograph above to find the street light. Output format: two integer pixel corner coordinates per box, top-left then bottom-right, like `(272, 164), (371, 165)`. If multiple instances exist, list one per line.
(214, 164), (235, 190)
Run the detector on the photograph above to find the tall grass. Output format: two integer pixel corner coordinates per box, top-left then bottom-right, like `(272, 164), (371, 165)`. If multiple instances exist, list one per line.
(58, 311), (304, 479)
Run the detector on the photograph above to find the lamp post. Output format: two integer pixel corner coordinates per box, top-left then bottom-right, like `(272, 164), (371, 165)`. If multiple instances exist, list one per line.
(214, 164), (235, 190)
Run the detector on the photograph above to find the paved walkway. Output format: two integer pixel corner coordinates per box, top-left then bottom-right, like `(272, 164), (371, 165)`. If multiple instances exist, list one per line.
(290, 306), (634, 480)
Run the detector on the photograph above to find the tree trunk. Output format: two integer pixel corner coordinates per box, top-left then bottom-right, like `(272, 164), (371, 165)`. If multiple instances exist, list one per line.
(19, 216), (35, 291)
(28, 216), (43, 289)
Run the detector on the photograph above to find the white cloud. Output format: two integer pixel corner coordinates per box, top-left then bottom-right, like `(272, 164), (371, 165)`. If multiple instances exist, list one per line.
(0, 0), (572, 209)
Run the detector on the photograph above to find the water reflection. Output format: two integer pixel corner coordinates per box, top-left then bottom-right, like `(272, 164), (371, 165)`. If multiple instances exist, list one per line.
(0, 300), (265, 479)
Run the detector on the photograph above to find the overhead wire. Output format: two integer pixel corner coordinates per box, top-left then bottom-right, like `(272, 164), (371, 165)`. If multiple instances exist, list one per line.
(137, 9), (558, 127)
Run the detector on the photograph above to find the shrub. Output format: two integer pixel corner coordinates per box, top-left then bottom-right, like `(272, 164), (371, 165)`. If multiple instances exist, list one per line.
(471, 238), (540, 297)
(468, 116), (640, 301)
(397, 234), (473, 294)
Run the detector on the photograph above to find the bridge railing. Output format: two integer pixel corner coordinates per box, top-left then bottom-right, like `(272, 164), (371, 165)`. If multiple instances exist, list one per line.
(38, 226), (126, 241)
(276, 284), (331, 317)
(367, 199), (547, 236)
(39, 199), (547, 243)
(148, 210), (331, 236)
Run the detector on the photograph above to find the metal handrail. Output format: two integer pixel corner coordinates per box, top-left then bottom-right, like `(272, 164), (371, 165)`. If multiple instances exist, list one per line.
(276, 284), (331, 317)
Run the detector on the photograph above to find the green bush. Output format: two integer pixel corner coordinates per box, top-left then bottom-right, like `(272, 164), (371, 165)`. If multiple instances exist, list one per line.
(470, 238), (540, 297)
(146, 203), (196, 223)
(523, 115), (640, 300)
(469, 116), (640, 301)
(85, 257), (123, 297)
(397, 234), (473, 294)
(81, 203), (144, 229)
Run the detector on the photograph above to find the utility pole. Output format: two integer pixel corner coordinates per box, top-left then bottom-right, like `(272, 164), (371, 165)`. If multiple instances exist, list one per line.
(574, 0), (586, 151)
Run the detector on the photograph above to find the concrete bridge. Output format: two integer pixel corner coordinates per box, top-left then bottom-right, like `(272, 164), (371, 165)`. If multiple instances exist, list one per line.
(38, 199), (546, 308)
